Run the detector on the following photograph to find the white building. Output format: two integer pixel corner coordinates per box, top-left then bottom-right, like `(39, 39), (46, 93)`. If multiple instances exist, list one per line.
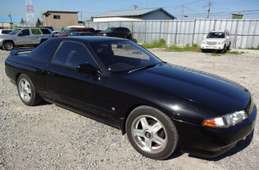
(92, 8), (175, 22)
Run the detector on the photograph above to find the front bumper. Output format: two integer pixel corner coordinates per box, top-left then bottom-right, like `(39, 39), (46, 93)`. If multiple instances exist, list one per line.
(175, 105), (257, 158)
(200, 44), (224, 50)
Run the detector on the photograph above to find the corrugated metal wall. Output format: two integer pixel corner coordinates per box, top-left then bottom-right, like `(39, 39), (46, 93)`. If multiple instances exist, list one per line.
(85, 19), (259, 49)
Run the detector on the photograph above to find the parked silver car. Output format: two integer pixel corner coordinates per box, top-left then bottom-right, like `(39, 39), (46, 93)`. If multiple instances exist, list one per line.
(0, 28), (52, 50)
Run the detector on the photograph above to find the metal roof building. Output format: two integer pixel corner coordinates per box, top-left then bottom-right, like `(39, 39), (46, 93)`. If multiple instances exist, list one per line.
(92, 8), (175, 22)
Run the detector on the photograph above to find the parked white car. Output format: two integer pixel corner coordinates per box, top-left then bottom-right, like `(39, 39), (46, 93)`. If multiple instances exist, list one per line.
(200, 31), (231, 52)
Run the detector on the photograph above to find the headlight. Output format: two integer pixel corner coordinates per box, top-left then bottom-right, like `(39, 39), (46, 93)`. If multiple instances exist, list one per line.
(202, 110), (247, 128)
(202, 40), (207, 44)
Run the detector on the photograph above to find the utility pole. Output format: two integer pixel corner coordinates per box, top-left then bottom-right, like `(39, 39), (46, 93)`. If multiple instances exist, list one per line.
(207, 0), (212, 18)
(80, 10), (83, 21)
(8, 13), (13, 23)
(182, 5), (185, 19)
(8, 13), (13, 28)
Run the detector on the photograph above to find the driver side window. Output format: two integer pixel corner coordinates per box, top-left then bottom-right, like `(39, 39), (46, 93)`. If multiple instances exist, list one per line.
(52, 41), (94, 69)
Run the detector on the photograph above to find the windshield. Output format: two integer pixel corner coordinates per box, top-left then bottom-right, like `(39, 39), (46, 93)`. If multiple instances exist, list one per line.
(104, 27), (115, 32)
(90, 40), (161, 72)
(207, 32), (225, 39)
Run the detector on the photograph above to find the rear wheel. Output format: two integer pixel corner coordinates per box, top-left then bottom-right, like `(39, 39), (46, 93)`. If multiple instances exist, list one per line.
(17, 74), (42, 106)
(126, 106), (178, 160)
(3, 41), (14, 51)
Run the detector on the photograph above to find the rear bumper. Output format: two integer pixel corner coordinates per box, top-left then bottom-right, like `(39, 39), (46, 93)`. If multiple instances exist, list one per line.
(175, 105), (257, 158)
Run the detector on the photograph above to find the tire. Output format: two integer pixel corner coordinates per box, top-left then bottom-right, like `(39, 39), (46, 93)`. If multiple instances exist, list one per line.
(201, 49), (206, 53)
(3, 41), (14, 51)
(17, 74), (42, 106)
(126, 106), (178, 160)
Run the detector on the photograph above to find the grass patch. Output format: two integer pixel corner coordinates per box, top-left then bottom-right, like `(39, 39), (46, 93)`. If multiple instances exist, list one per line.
(142, 39), (200, 52)
(247, 45), (259, 50)
(142, 39), (167, 48)
(167, 44), (200, 52)
(227, 51), (245, 55)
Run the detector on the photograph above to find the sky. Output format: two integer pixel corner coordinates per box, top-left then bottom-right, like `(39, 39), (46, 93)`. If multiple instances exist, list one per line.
(0, 0), (259, 23)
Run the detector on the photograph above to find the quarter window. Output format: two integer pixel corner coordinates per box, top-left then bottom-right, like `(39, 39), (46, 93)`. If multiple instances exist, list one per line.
(41, 28), (51, 34)
(52, 41), (93, 68)
(31, 29), (42, 35)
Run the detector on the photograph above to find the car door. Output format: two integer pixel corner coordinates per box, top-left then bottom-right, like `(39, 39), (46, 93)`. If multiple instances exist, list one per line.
(46, 40), (107, 117)
(16, 29), (30, 45)
(30, 28), (42, 45)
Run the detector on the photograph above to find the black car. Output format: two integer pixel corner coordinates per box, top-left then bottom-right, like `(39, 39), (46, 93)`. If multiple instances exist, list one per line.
(99, 27), (133, 40)
(5, 36), (256, 160)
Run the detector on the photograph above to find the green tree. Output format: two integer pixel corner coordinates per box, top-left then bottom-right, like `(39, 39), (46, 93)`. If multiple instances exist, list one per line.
(20, 18), (25, 26)
(36, 18), (42, 27)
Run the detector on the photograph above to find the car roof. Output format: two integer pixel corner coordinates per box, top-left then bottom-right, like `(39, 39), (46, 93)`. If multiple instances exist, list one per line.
(60, 36), (127, 42)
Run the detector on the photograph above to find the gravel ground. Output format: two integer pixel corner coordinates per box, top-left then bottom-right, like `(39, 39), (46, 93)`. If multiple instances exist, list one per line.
(0, 49), (259, 170)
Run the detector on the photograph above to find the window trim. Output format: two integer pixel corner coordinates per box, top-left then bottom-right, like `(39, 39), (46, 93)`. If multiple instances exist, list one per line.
(50, 40), (100, 71)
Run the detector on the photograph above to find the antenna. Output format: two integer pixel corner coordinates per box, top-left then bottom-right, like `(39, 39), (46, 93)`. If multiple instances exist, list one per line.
(25, 0), (35, 26)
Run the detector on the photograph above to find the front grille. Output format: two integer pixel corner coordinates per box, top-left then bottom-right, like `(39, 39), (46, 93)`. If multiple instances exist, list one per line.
(207, 41), (217, 45)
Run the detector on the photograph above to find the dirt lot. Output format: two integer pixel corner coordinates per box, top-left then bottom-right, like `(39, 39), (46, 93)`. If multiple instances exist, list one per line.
(0, 49), (259, 170)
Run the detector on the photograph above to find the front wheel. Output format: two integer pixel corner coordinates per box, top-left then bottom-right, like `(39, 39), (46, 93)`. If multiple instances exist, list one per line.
(17, 74), (42, 106)
(126, 106), (178, 160)
(3, 41), (14, 51)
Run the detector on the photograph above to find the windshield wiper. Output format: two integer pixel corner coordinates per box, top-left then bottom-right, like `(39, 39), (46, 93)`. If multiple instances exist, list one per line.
(128, 63), (159, 73)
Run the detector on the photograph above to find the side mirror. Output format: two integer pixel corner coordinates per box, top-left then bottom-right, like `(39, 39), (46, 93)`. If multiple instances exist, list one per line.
(78, 63), (98, 75)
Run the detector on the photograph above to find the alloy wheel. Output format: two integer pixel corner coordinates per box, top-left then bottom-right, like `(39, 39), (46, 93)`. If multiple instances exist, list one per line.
(18, 78), (32, 102)
(131, 115), (168, 154)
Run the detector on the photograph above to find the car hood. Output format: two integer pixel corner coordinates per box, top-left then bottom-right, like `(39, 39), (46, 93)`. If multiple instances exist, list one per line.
(126, 63), (250, 115)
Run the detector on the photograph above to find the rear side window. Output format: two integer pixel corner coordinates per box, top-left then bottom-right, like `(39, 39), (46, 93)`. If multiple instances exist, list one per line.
(19, 29), (30, 36)
(52, 41), (94, 68)
(41, 28), (51, 34)
(31, 29), (42, 35)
